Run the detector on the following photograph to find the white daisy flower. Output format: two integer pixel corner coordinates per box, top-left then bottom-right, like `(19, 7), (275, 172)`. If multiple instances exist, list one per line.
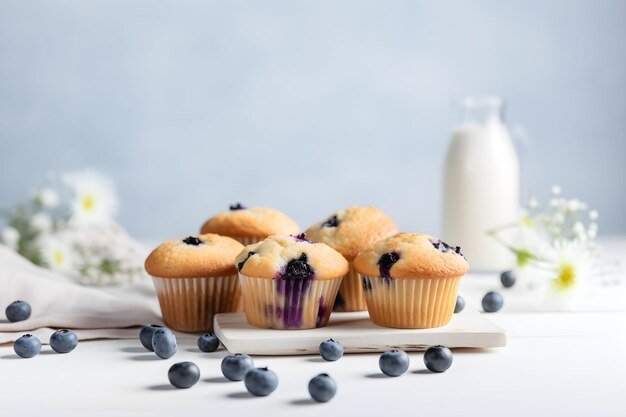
(62, 170), (118, 224)
(541, 240), (593, 293)
(30, 213), (53, 233)
(35, 188), (59, 208)
(1, 226), (20, 249)
(40, 237), (76, 273)
(589, 210), (599, 220)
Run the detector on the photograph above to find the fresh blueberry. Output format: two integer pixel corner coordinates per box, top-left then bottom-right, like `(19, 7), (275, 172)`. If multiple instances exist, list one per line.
(13, 334), (41, 358)
(168, 362), (200, 388)
(152, 328), (177, 359)
(182, 236), (202, 245)
(482, 291), (504, 313)
(197, 333), (219, 352)
(283, 253), (314, 280)
(244, 367), (279, 396)
(308, 373), (337, 402)
(424, 345), (453, 373)
(454, 295), (465, 313)
(377, 252), (400, 279)
(221, 353), (254, 381)
(379, 349), (410, 377)
(139, 324), (163, 351)
(319, 339), (343, 361)
(500, 270), (517, 288)
(6, 300), (31, 322)
(49, 329), (78, 353)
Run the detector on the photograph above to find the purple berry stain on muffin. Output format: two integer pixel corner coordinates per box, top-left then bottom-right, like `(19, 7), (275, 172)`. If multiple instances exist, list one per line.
(316, 297), (327, 327)
(182, 236), (203, 246)
(293, 233), (309, 242)
(377, 252), (400, 282)
(431, 239), (463, 257)
(322, 215), (339, 228)
(229, 203), (246, 210)
(275, 253), (315, 328)
(237, 251), (255, 271)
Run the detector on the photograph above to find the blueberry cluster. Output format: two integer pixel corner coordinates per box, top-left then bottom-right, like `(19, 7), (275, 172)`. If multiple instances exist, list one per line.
(139, 324), (177, 359)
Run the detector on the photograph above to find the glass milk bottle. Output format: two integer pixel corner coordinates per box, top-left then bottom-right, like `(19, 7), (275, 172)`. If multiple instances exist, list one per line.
(443, 96), (519, 271)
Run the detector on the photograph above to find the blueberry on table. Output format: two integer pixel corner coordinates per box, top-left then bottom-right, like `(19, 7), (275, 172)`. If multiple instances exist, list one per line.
(14, 334), (41, 358)
(50, 329), (78, 353)
(308, 373), (337, 402)
(423, 345), (453, 373)
(244, 367), (278, 396)
(152, 328), (177, 359)
(221, 354), (254, 381)
(168, 362), (200, 388)
(454, 295), (465, 313)
(379, 350), (410, 377)
(139, 324), (164, 351)
(500, 270), (517, 288)
(6, 300), (31, 322)
(482, 291), (504, 313)
(197, 333), (220, 352)
(319, 339), (343, 361)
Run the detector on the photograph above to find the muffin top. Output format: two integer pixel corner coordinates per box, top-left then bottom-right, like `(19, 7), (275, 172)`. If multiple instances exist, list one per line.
(353, 233), (469, 279)
(145, 233), (244, 278)
(235, 234), (349, 280)
(200, 204), (299, 238)
(305, 206), (397, 261)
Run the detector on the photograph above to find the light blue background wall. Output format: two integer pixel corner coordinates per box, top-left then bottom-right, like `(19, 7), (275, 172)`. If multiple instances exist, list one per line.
(1, 0), (625, 240)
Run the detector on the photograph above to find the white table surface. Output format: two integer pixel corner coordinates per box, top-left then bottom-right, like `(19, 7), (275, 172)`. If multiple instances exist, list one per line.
(2, 238), (626, 417)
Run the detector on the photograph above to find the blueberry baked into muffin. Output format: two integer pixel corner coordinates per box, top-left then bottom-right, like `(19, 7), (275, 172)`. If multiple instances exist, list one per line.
(200, 204), (299, 246)
(145, 234), (244, 332)
(235, 234), (349, 330)
(354, 233), (469, 329)
(305, 206), (397, 312)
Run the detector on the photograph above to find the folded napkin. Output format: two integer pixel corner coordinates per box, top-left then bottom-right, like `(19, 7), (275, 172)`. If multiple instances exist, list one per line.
(0, 244), (164, 345)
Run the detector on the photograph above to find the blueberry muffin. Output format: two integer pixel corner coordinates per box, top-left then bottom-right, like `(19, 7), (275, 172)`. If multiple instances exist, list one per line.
(200, 204), (300, 246)
(235, 234), (349, 330)
(305, 206), (397, 312)
(145, 234), (244, 332)
(354, 233), (469, 329)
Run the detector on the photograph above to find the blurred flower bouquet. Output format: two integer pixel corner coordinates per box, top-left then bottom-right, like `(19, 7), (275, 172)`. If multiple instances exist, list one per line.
(1, 170), (146, 286)
(488, 186), (604, 300)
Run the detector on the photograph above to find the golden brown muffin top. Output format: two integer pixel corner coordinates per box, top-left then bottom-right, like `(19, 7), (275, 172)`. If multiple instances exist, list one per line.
(305, 206), (397, 261)
(353, 233), (469, 279)
(145, 233), (244, 278)
(200, 205), (299, 238)
(235, 234), (349, 280)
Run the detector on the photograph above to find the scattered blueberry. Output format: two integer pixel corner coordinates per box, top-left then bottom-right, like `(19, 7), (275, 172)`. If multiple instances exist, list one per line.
(379, 350), (410, 377)
(139, 324), (163, 351)
(377, 252), (400, 279)
(283, 253), (314, 280)
(308, 373), (337, 402)
(152, 328), (177, 359)
(13, 334), (41, 358)
(319, 339), (343, 361)
(168, 362), (200, 388)
(500, 270), (517, 288)
(424, 345), (453, 373)
(182, 236), (202, 246)
(49, 329), (78, 353)
(197, 333), (220, 352)
(221, 354), (254, 381)
(6, 300), (31, 322)
(244, 367), (279, 396)
(322, 215), (339, 228)
(454, 295), (465, 313)
(482, 291), (504, 313)
(229, 203), (246, 210)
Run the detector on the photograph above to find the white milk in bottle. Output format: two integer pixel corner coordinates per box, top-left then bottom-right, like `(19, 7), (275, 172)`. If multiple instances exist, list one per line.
(443, 97), (519, 271)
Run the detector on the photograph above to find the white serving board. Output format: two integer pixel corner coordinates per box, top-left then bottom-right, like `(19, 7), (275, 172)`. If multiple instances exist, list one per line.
(213, 311), (506, 355)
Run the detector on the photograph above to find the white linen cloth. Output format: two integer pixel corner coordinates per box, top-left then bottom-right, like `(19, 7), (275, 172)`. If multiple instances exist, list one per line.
(0, 244), (164, 345)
